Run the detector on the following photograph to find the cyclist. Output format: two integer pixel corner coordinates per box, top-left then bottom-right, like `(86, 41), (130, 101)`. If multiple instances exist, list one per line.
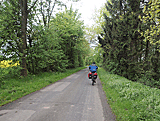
(89, 62), (98, 73)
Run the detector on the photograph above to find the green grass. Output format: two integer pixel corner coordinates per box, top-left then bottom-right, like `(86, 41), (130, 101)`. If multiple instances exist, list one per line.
(97, 67), (160, 121)
(0, 67), (86, 106)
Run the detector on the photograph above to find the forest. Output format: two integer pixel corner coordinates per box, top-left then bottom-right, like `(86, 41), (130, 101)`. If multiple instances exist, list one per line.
(0, 0), (90, 82)
(95, 0), (160, 88)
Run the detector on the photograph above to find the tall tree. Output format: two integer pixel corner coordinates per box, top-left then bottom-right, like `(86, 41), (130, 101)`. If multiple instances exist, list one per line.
(37, 0), (66, 28)
(0, 0), (38, 76)
(36, 0), (80, 28)
(50, 7), (88, 68)
(140, 0), (160, 80)
(140, 0), (160, 48)
(18, 0), (38, 76)
(99, 0), (147, 80)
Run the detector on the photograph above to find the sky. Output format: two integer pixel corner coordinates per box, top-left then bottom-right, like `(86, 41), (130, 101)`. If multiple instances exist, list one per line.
(66, 0), (107, 26)
(65, 0), (107, 48)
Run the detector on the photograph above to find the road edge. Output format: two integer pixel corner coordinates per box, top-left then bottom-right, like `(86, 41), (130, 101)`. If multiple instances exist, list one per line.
(97, 76), (116, 121)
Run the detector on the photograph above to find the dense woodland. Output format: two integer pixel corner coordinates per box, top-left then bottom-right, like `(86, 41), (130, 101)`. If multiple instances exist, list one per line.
(97, 0), (160, 88)
(0, 0), (90, 79)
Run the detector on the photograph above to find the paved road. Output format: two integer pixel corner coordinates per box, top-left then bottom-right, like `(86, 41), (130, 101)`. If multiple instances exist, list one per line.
(0, 68), (116, 121)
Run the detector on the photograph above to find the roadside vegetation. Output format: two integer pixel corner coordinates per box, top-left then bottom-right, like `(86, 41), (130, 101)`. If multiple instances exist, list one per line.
(98, 67), (160, 121)
(88, 1), (160, 120)
(97, 0), (160, 88)
(0, 66), (86, 106)
(0, 0), (91, 106)
(0, 0), (90, 77)
(85, 0), (160, 88)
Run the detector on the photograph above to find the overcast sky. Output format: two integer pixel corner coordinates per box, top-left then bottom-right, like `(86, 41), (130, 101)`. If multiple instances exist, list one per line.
(66, 0), (107, 26)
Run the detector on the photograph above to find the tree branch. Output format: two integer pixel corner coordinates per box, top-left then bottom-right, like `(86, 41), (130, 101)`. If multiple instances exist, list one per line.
(50, 0), (57, 17)
(40, 0), (46, 26)
(35, 11), (41, 25)
(27, 0), (38, 14)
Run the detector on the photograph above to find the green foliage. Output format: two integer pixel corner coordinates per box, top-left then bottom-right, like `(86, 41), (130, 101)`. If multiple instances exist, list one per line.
(98, 0), (160, 88)
(0, 0), (89, 77)
(85, 56), (94, 65)
(93, 45), (104, 67)
(0, 66), (22, 87)
(98, 67), (160, 121)
(50, 7), (89, 68)
(84, 46), (95, 66)
(140, 0), (160, 49)
(26, 25), (68, 73)
(0, 0), (21, 60)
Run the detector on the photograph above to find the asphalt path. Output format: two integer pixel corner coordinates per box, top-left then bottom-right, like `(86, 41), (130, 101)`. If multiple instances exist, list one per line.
(0, 68), (116, 121)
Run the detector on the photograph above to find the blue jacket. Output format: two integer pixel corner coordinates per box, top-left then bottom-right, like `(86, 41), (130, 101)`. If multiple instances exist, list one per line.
(89, 64), (98, 72)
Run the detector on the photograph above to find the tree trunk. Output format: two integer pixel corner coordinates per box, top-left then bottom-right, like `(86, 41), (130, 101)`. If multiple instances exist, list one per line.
(19, 0), (38, 76)
(20, 0), (28, 76)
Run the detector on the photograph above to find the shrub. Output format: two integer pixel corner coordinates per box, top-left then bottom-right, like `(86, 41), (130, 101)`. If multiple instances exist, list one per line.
(0, 66), (22, 87)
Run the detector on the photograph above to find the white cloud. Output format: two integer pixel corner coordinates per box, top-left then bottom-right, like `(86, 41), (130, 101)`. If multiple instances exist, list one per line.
(66, 0), (107, 26)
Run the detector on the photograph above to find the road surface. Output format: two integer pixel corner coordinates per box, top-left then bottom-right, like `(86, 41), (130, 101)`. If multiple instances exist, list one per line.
(0, 68), (116, 121)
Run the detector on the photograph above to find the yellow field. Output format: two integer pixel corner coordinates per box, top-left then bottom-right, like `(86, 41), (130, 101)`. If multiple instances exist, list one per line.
(0, 60), (20, 68)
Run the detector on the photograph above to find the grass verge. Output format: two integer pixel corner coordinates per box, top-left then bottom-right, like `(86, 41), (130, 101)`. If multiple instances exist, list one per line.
(97, 67), (160, 121)
(0, 67), (86, 107)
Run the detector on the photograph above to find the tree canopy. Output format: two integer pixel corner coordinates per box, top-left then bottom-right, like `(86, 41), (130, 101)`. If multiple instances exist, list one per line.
(0, 0), (90, 76)
(98, 0), (160, 88)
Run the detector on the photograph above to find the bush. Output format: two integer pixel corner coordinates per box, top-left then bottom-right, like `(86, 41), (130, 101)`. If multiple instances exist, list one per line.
(0, 66), (21, 85)
(138, 72), (160, 88)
